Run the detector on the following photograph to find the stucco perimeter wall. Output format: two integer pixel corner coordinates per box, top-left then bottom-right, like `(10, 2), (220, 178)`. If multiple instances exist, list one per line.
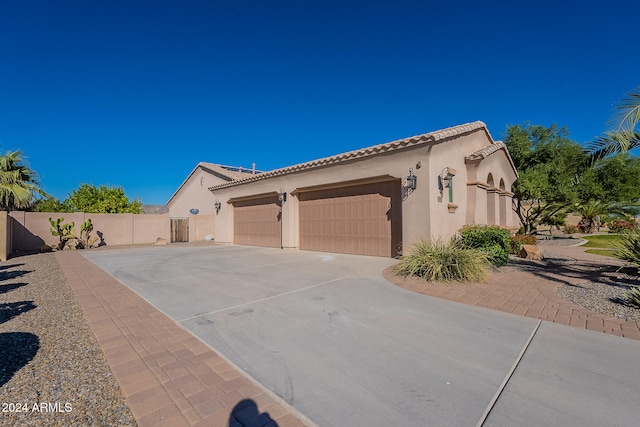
(0, 211), (10, 261)
(191, 214), (215, 241)
(9, 211), (172, 252)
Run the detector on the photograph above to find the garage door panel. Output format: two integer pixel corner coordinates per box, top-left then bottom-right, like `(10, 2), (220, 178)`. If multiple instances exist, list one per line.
(299, 181), (402, 257)
(234, 196), (281, 248)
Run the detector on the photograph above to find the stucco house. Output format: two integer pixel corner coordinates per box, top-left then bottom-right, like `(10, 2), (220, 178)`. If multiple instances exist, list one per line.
(166, 163), (259, 242)
(207, 121), (519, 257)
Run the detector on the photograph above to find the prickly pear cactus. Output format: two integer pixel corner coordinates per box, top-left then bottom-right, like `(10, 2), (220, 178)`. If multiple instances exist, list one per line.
(78, 218), (98, 249)
(49, 217), (76, 250)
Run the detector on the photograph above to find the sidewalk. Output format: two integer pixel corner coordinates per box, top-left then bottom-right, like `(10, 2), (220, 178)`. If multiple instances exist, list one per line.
(384, 245), (640, 340)
(56, 251), (312, 427)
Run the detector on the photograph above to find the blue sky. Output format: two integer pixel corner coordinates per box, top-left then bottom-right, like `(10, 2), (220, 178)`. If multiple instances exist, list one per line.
(1, 0), (638, 205)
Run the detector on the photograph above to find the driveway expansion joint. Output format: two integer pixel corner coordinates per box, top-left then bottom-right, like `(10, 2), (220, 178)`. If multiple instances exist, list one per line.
(475, 320), (542, 427)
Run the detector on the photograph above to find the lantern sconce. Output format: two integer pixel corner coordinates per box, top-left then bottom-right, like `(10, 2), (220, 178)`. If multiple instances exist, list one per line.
(214, 200), (221, 214)
(405, 168), (417, 191)
(438, 168), (455, 196)
(278, 187), (287, 203)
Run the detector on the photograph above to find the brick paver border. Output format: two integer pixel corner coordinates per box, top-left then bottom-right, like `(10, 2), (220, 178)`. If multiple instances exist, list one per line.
(56, 251), (313, 427)
(384, 245), (640, 341)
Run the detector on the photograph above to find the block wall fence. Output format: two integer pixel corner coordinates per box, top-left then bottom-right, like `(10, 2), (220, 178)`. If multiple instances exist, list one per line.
(0, 211), (215, 261)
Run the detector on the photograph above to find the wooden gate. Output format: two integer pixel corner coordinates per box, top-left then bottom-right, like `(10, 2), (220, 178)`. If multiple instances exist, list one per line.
(171, 218), (189, 243)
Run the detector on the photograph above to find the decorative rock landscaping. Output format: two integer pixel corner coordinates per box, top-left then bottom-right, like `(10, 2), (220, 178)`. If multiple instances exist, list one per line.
(0, 253), (136, 427)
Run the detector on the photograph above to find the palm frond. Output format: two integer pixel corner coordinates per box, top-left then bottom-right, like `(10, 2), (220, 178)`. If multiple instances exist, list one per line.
(613, 86), (640, 132)
(587, 130), (640, 162)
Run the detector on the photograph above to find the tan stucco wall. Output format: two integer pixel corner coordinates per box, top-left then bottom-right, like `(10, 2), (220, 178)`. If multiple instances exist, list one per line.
(168, 166), (229, 217)
(0, 211), (10, 261)
(213, 144), (434, 250)
(189, 214), (215, 241)
(211, 128), (519, 255)
(10, 211), (172, 251)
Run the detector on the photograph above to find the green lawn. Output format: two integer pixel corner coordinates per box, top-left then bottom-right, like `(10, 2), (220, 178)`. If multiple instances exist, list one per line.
(580, 234), (623, 259)
(580, 234), (622, 248)
(584, 248), (619, 258)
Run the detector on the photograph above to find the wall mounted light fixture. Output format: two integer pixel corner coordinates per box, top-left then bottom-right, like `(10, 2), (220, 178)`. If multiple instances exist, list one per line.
(278, 187), (287, 203)
(405, 168), (417, 191)
(438, 167), (456, 203)
(214, 200), (221, 214)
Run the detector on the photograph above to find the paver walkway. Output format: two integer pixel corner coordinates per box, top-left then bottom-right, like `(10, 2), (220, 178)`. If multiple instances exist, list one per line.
(56, 251), (312, 427)
(384, 244), (640, 340)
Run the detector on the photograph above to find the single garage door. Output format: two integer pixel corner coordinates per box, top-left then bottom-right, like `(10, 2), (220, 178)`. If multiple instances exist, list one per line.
(234, 195), (281, 248)
(299, 180), (402, 257)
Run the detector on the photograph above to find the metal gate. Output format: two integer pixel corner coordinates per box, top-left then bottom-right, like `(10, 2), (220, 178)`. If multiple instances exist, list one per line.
(171, 218), (189, 243)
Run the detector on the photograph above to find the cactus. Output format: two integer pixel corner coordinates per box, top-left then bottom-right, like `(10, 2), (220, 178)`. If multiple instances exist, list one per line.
(77, 218), (99, 249)
(49, 217), (76, 250)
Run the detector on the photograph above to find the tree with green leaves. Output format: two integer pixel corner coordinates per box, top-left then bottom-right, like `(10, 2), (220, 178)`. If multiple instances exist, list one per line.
(34, 196), (73, 212)
(0, 150), (47, 210)
(507, 123), (640, 234)
(572, 153), (640, 232)
(504, 123), (585, 233)
(65, 184), (142, 213)
(589, 86), (640, 160)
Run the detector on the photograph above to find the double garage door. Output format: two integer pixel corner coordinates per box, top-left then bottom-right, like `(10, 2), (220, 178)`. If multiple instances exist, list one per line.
(233, 181), (402, 257)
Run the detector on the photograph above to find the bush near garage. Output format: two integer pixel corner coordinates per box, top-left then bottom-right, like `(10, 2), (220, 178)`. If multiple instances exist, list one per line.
(460, 225), (512, 266)
(395, 238), (491, 283)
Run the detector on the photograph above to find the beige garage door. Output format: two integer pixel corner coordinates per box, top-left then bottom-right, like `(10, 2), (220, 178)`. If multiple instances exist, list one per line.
(233, 196), (281, 248)
(299, 180), (402, 257)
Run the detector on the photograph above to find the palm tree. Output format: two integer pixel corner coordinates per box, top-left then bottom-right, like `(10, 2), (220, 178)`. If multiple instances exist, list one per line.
(573, 199), (635, 234)
(0, 150), (47, 210)
(589, 86), (640, 160)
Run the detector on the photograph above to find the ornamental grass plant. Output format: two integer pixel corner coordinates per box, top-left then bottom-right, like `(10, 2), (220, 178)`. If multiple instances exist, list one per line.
(625, 287), (640, 308)
(395, 238), (491, 283)
(616, 228), (640, 273)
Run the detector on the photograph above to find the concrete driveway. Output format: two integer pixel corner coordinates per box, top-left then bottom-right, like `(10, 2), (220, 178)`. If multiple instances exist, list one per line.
(83, 245), (640, 426)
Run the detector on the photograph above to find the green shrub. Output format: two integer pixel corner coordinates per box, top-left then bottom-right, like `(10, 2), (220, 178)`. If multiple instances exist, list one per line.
(615, 229), (640, 273)
(509, 234), (537, 254)
(395, 238), (491, 282)
(625, 287), (640, 308)
(460, 225), (511, 266)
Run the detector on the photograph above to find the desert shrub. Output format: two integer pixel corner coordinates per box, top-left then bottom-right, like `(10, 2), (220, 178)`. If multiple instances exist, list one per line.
(460, 225), (511, 266)
(608, 220), (638, 234)
(509, 234), (537, 254)
(563, 225), (580, 234)
(395, 238), (491, 282)
(625, 287), (640, 308)
(616, 229), (640, 274)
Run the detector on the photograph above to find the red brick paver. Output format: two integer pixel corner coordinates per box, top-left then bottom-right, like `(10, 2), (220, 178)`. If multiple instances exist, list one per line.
(56, 251), (312, 427)
(385, 245), (640, 341)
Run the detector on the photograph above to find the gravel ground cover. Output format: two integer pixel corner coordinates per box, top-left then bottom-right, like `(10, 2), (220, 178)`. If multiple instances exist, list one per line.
(511, 237), (640, 323)
(0, 252), (136, 427)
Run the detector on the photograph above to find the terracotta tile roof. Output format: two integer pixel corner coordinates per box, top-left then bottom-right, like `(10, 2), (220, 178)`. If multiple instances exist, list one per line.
(465, 142), (518, 177)
(210, 121), (497, 191)
(466, 142), (506, 160)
